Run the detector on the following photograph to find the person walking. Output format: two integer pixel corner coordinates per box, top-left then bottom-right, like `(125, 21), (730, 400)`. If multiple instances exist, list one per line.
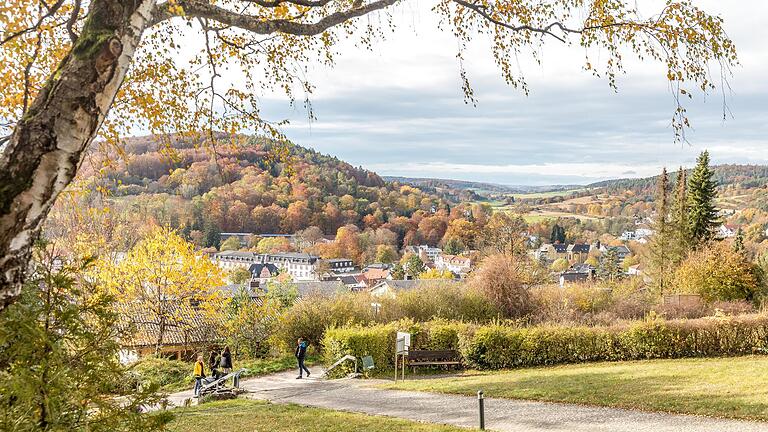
(295, 337), (310, 379)
(193, 355), (206, 397)
(220, 346), (233, 375)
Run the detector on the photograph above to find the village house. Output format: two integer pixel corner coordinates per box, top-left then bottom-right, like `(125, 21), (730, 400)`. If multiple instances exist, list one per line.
(566, 244), (591, 263)
(434, 253), (472, 276)
(117, 300), (225, 363)
(369, 279), (462, 298)
(361, 263), (392, 285)
(325, 258), (356, 273)
(535, 243), (568, 262)
(247, 262), (280, 287)
(717, 224), (740, 239)
(213, 251), (350, 282)
(559, 263), (596, 287)
(404, 244), (442, 263)
(599, 244), (631, 263)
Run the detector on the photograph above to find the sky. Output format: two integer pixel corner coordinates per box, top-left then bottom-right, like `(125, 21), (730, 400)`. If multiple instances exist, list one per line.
(254, 1), (768, 186)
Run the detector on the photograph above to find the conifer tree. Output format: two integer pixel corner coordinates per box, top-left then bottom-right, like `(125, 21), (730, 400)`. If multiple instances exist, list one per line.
(670, 167), (690, 263)
(687, 151), (720, 247)
(647, 168), (673, 295)
(598, 247), (623, 282)
(550, 224), (566, 244)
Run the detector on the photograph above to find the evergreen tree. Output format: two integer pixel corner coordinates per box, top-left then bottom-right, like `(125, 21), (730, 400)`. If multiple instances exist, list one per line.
(550, 224), (566, 244)
(687, 151), (720, 247)
(734, 228), (745, 253)
(670, 167), (690, 263)
(0, 243), (171, 431)
(598, 247), (623, 282)
(646, 168), (673, 295)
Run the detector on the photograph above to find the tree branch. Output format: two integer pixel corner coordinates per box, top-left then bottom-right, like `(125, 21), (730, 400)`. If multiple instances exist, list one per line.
(153, 0), (398, 35)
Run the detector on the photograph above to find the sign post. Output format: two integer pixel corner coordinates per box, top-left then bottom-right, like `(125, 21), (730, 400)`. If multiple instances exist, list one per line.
(394, 332), (410, 382)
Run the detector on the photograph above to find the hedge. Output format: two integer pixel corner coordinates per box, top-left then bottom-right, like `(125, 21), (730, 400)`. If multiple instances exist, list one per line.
(322, 315), (768, 372)
(322, 319), (471, 375)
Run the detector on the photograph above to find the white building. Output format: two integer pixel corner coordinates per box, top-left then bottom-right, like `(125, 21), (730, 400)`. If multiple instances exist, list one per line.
(717, 224), (739, 239)
(404, 245), (442, 262)
(434, 253), (472, 276)
(212, 251), (321, 281)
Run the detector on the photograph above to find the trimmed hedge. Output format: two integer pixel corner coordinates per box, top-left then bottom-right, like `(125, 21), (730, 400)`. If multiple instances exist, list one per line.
(322, 320), (471, 375)
(322, 315), (768, 372)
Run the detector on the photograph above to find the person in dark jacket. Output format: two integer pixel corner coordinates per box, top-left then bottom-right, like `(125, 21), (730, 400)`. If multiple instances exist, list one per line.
(220, 346), (233, 375)
(295, 338), (310, 379)
(208, 350), (220, 379)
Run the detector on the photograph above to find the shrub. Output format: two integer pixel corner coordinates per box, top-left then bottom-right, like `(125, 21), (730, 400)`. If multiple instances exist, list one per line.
(469, 254), (536, 318)
(276, 284), (500, 353)
(461, 314), (768, 369)
(274, 292), (375, 350)
(326, 314), (768, 371)
(322, 320), (474, 375)
(673, 242), (762, 303)
(380, 283), (501, 323)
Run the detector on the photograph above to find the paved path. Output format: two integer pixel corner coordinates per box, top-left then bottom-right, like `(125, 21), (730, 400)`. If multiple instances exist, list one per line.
(168, 367), (767, 432)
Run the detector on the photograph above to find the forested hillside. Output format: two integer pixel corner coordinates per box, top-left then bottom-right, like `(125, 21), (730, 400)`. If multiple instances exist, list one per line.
(589, 165), (768, 195)
(60, 134), (449, 244)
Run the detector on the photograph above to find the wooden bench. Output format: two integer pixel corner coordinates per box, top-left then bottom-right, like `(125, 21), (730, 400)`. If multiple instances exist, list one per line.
(406, 350), (461, 372)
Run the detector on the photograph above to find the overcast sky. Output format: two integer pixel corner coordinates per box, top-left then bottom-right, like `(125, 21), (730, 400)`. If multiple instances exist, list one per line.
(255, 1), (767, 186)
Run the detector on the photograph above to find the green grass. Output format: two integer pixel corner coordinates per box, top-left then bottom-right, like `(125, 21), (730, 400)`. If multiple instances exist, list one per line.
(382, 356), (768, 421)
(166, 399), (468, 432)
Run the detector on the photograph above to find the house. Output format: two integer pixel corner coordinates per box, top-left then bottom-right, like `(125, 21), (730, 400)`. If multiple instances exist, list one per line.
(324, 258), (356, 273)
(323, 274), (369, 291)
(717, 224), (739, 239)
(620, 231), (636, 241)
(213, 251), (321, 280)
(212, 251), (261, 270)
(404, 245), (442, 263)
(248, 263), (280, 287)
(257, 252), (320, 281)
(362, 264), (392, 285)
(434, 253), (472, 276)
(369, 279), (461, 298)
(566, 244), (591, 262)
(535, 243), (568, 262)
(117, 300), (224, 363)
(599, 244), (631, 262)
(558, 263), (596, 287)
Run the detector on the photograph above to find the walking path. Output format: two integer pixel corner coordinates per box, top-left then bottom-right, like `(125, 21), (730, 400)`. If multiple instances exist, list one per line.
(167, 367), (767, 432)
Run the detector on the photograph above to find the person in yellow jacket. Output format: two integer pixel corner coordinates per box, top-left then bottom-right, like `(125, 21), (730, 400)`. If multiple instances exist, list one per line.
(193, 355), (206, 397)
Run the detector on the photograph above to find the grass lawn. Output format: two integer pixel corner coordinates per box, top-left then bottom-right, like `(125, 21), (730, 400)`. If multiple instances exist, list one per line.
(166, 399), (467, 432)
(382, 356), (768, 421)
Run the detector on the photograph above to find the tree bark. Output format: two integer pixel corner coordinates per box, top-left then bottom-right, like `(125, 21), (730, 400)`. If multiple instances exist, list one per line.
(0, 0), (157, 309)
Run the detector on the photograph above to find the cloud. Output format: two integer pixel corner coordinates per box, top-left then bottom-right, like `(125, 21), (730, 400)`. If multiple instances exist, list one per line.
(248, 1), (768, 185)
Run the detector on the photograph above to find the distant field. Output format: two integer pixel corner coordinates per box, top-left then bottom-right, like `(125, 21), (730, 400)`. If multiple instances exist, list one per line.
(513, 188), (586, 199)
(383, 356), (768, 421)
(167, 399), (465, 432)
